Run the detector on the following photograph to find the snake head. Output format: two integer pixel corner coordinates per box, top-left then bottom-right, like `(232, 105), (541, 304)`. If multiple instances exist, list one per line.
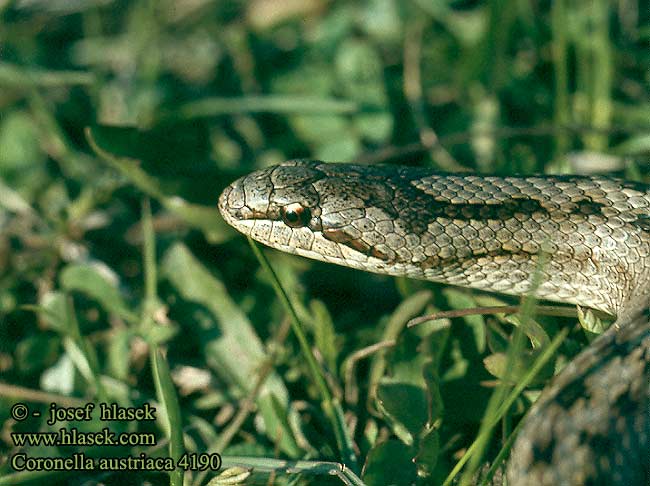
(218, 159), (323, 233)
(218, 159), (402, 270)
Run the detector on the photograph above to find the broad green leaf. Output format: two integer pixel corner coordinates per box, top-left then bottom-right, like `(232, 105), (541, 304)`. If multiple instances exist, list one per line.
(577, 306), (607, 335)
(0, 110), (43, 173)
(361, 0), (402, 43)
(369, 290), (432, 395)
(62, 336), (96, 387)
(376, 380), (429, 445)
(363, 439), (418, 486)
(60, 262), (137, 323)
(161, 243), (300, 456)
(0, 177), (34, 214)
(15, 334), (59, 373)
(39, 291), (71, 332)
(41, 354), (76, 395)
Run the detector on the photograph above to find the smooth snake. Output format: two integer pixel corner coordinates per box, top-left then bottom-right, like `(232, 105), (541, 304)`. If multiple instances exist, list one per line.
(218, 159), (650, 485)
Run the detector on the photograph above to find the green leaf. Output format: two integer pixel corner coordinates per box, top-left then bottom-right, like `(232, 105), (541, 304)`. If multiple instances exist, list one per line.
(309, 299), (340, 374)
(363, 439), (418, 486)
(376, 380), (429, 445)
(360, 0), (402, 43)
(15, 335), (59, 373)
(0, 110), (43, 172)
(39, 291), (71, 332)
(161, 243), (300, 457)
(209, 467), (252, 485)
(504, 314), (550, 349)
(41, 355), (76, 395)
(60, 262), (137, 322)
(483, 349), (553, 385)
(106, 329), (133, 380)
(0, 177), (35, 214)
(151, 348), (184, 486)
(369, 290), (432, 395)
(577, 306), (607, 335)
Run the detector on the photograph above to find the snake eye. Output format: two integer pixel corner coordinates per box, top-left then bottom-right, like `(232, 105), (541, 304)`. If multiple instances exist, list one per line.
(281, 203), (311, 228)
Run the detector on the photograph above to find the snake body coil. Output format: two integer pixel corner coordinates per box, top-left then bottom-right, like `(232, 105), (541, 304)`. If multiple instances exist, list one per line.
(219, 159), (650, 484)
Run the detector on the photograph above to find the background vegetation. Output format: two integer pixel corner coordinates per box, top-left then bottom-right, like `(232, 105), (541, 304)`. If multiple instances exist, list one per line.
(1, 0), (649, 485)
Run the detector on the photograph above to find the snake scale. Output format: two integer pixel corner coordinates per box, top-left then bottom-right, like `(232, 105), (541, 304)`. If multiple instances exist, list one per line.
(218, 159), (650, 485)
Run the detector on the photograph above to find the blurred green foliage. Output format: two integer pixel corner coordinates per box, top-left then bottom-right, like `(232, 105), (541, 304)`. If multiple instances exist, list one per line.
(0, 1), (649, 485)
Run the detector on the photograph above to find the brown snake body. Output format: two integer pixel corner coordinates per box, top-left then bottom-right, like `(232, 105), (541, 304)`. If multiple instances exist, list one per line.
(218, 159), (650, 484)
